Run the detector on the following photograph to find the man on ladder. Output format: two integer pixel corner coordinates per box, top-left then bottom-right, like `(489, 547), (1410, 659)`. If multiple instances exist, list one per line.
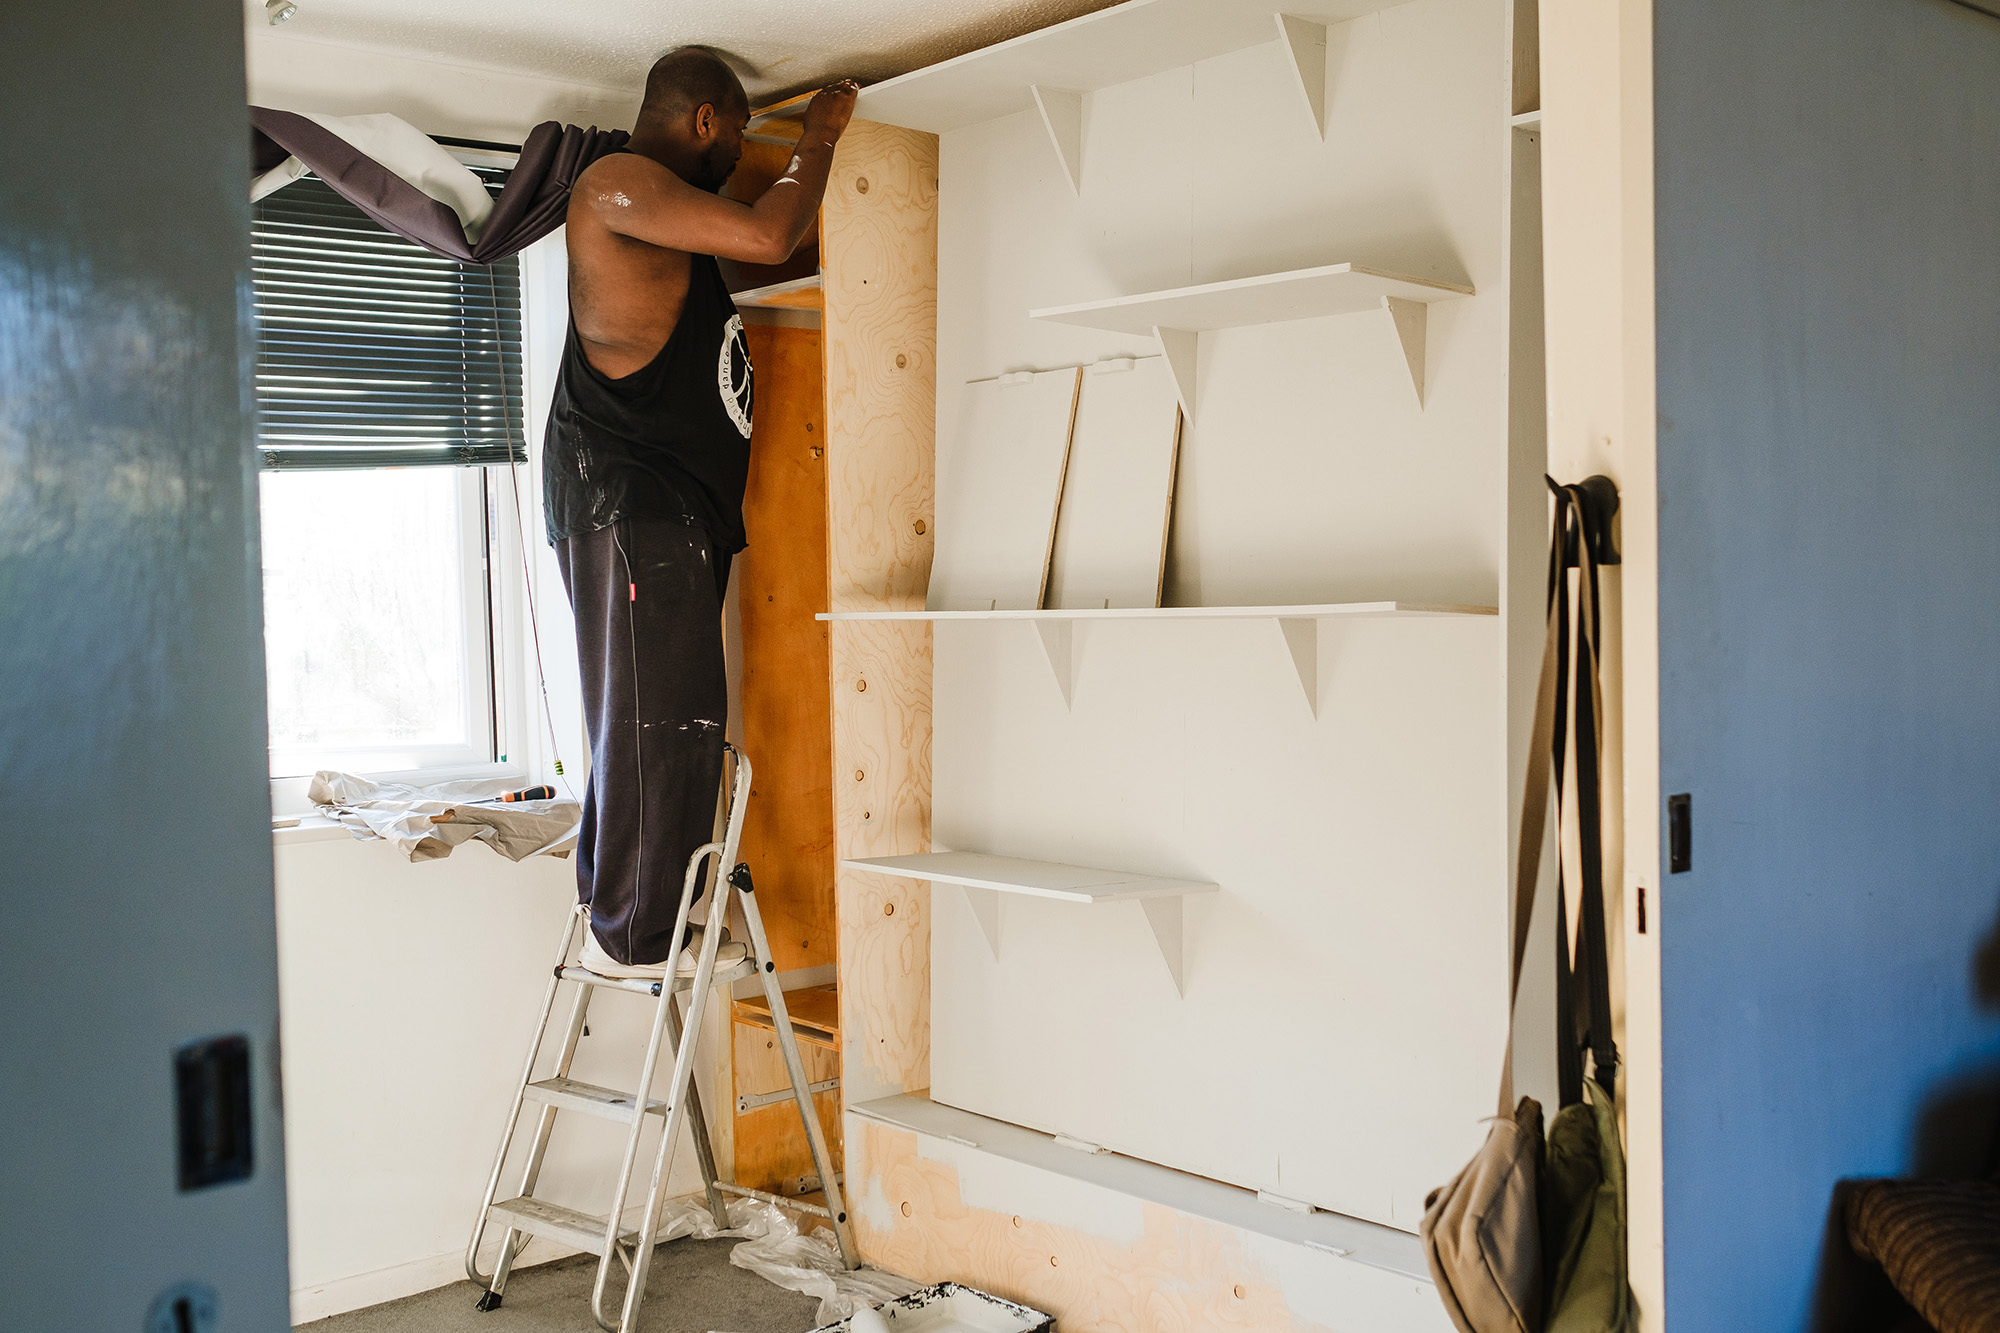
(463, 49), (861, 1332)
(545, 47), (854, 979)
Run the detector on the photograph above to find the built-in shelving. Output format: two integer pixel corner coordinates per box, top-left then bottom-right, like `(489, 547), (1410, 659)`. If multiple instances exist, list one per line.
(843, 852), (1218, 994)
(730, 274), (822, 311)
(819, 601), (1495, 714)
(1510, 108), (1543, 129)
(1031, 262), (1472, 414)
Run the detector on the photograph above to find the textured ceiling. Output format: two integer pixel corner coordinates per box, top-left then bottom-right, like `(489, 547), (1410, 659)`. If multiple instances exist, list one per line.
(247, 0), (1126, 104)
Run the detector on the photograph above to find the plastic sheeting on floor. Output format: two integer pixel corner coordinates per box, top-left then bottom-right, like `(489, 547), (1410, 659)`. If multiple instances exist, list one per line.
(651, 1194), (920, 1325)
(307, 770), (580, 863)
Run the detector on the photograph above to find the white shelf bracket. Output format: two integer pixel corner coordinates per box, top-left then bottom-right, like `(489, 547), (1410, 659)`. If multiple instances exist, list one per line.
(1138, 897), (1189, 996)
(1383, 296), (1427, 407)
(1031, 86), (1085, 194)
(1277, 617), (1319, 717)
(1033, 618), (1075, 708)
(962, 886), (1002, 960)
(1153, 326), (1198, 421)
(1275, 14), (1329, 139)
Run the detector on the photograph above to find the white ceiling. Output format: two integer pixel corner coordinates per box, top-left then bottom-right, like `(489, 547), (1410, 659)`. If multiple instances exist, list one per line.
(248, 0), (1126, 105)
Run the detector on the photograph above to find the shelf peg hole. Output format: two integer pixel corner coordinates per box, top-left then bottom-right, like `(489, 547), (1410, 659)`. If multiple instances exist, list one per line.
(900, 1201), (913, 1217)
(883, 901), (896, 916)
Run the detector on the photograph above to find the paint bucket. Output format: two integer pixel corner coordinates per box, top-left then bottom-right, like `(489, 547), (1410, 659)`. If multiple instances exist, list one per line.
(807, 1281), (1055, 1332)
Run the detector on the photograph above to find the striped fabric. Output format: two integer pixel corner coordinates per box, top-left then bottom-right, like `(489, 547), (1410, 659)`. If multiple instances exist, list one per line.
(1847, 1178), (2000, 1333)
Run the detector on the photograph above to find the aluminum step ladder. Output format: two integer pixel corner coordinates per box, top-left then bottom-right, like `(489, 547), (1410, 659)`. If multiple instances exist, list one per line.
(465, 743), (856, 1332)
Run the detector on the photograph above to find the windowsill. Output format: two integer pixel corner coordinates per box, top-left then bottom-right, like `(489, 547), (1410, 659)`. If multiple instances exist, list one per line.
(270, 761), (534, 821)
(271, 812), (355, 847)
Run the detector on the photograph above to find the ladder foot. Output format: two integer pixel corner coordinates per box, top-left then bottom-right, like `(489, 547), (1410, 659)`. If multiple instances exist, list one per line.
(475, 1290), (504, 1312)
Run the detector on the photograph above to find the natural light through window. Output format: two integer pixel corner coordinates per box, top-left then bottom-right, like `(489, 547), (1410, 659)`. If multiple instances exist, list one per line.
(260, 468), (492, 777)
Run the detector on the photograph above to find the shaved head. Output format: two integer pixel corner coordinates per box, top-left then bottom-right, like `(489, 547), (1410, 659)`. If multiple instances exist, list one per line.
(641, 46), (749, 126)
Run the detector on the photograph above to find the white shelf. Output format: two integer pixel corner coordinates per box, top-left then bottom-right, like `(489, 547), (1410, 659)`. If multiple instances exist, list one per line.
(1031, 263), (1472, 415)
(1510, 108), (1543, 129)
(820, 601), (1492, 715)
(843, 852), (1217, 994)
(853, 0), (1409, 136)
(850, 1094), (1432, 1283)
(730, 274), (821, 310)
(1030, 263), (1472, 335)
(817, 601), (1493, 622)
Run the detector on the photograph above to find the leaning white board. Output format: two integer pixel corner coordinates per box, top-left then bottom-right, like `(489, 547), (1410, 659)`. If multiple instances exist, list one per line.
(1047, 356), (1182, 609)
(927, 367), (1081, 612)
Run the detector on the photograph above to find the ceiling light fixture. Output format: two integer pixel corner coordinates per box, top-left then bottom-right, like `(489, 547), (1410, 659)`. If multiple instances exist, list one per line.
(266, 0), (298, 24)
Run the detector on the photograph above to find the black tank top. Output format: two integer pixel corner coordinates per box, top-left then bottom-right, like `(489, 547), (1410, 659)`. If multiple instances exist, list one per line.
(542, 250), (754, 552)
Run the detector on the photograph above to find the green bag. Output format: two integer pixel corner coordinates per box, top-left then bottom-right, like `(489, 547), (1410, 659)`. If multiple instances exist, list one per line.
(1542, 1080), (1631, 1333)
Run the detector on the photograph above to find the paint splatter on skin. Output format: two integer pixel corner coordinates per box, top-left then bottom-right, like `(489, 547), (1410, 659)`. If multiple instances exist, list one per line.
(601, 190), (633, 207)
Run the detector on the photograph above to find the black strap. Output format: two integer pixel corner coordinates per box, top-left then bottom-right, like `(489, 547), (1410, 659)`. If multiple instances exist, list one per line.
(1546, 478), (1620, 1106)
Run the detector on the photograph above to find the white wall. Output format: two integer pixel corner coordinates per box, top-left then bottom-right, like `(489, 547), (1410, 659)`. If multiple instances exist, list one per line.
(929, 0), (1518, 1231)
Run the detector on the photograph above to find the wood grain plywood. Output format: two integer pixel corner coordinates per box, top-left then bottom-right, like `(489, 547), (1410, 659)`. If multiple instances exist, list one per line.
(849, 1117), (1394, 1333)
(737, 321), (835, 974)
(823, 120), (937, 613)
(822, 119), (939, 1137)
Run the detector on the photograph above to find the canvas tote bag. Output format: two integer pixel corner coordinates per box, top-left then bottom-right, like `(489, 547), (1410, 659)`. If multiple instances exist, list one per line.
(1421, 479), (1632, 1333)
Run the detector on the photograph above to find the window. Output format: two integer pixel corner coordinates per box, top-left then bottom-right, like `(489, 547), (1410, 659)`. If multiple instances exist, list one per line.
(251, 170), (527, 782)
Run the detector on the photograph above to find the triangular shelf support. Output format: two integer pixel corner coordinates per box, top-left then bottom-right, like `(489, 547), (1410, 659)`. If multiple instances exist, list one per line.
(1278, 617), (1319, 717)
(1154, 326), (1198, 421)
(1383, 296), (1427, 406)
(1031, 86), (1085, 194)
(1034, 619), (1075, 708)
(1275, 14), (1329, 139)
(962, 886), (1002, 960)
(1139, 897), (1189, 996)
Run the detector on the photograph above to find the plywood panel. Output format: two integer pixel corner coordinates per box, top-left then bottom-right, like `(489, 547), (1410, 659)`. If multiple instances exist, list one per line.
(732, 1013), (843, 1195)
(822, 119), (939, 1147)
(847, 1117), (1449, 1333)
(928, 367), (1082, 612)
(737, 322), (835, 975)
(1047, 357), (1182, 609)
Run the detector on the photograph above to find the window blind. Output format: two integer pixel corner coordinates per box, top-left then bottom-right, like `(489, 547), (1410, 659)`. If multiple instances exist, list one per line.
(252, 170), (526, 470)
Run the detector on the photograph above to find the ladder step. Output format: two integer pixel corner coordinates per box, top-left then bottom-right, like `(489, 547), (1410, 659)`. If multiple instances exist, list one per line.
(487, 1197), (634, 1257)
(523, 1076), (668, 1124)
(556, 957), (760, 995)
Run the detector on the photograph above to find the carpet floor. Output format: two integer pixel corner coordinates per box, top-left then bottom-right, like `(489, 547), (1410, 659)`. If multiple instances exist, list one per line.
(296, 1238), (823, 1333)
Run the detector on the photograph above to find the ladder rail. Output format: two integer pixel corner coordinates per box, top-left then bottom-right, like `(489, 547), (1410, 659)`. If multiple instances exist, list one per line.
(588, 843), (719, 1332)
(484, 946), (596, 1301)
(599, 748), (753, 1332)
(465, 901), (586, 1286)
(737, 871), (860, 1269)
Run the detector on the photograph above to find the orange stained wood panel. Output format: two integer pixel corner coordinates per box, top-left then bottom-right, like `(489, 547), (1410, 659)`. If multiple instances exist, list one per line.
(737, 320), (835, 974)
(722, 137), (820, 293)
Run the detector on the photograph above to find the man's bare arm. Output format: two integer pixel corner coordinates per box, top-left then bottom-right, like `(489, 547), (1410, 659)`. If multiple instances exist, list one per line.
(581, 81), (857, 265)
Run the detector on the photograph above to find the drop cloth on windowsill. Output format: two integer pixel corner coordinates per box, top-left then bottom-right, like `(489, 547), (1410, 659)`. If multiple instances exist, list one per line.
(307, 770), (580, 863)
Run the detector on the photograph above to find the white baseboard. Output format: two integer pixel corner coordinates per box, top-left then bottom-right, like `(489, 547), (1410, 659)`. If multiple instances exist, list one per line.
(290, 1234), (576, 1325)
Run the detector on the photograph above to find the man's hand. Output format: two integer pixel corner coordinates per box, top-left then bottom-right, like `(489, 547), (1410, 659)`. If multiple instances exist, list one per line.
(803, 79), (859, 147)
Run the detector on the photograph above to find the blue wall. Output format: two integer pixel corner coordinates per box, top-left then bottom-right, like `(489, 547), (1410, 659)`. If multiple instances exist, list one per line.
(1654, 0), (2000, 1327)
(0, 1), (293, 1325)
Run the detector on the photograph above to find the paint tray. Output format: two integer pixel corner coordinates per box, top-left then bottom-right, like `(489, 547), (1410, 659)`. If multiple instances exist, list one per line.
(807, 1281), (1054, 1332)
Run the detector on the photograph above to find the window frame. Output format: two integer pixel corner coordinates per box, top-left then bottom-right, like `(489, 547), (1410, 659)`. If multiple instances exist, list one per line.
(259, 143), (548, 812)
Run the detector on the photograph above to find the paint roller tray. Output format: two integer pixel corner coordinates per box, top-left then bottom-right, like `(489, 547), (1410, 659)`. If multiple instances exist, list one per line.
(808, 1282), (1054, 1333)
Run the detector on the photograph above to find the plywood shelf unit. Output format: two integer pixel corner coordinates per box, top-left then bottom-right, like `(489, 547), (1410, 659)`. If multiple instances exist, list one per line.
(731, 274), (823, 311)
(818, 601), (1495, 714)
(733, 982), (839, 1051)
(853, 0), (1411, 150)
(843, 852), (1218, 995)
(1031, 263), (1474, 415)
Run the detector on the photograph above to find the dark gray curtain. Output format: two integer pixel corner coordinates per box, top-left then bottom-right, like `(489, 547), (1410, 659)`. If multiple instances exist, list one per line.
(250, 107), (629, 265)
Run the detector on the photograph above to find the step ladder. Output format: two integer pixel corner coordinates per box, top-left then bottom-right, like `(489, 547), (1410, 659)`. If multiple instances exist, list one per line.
(465, 744), (857, 1332)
